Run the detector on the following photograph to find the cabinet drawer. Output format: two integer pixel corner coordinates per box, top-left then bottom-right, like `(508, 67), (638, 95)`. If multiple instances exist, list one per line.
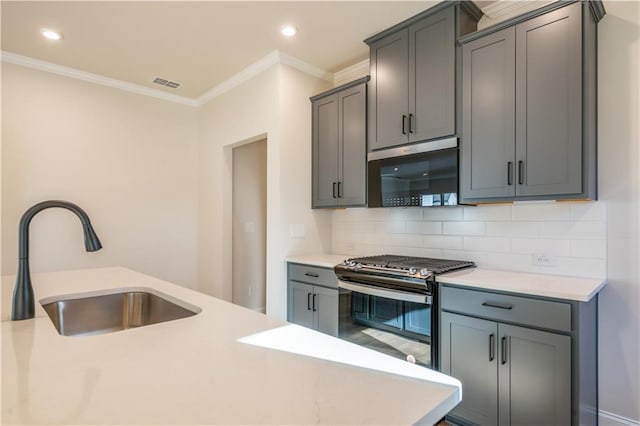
(441, 286), (571, 332)
(288, 263), (338, 289)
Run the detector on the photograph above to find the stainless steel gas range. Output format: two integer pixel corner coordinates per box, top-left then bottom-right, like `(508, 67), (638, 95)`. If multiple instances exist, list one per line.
(334, 255), (475, 369)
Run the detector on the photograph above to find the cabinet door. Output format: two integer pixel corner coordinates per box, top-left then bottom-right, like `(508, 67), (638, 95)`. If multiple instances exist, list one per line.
(498, 324), (571, 426)
(460, 27), (516, 201)
(314, 286), (338, 337)
(312, 94), (339, 207)
(441, 312), (498, 426)
(515, 2), (582, 197)
(338, 83), (367, 207)
(368, 29), (409, 151)
(408, 7), (455, 143)
(288, 281), (315, 329)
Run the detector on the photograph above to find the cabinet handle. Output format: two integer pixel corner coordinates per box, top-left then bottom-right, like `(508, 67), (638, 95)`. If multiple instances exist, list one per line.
(312, 293), (317, 312)
(408, 114), (414, 134)
(518, 160), (524, 185)
(482, 301), (513, 310)
(332, 182), (337, 198)
(304, 272), (319, 278)
(337, 181), (342, 198)
(402, 115), (407, 135)
(501, 336), (508, 365)
(489, 334), (495, 361)
(307, 292), (312, 311)
(507, 162), (513, 186)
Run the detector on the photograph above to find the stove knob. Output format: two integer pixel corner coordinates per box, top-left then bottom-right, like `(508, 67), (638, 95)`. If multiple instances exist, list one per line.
(342, 259), (349, 266)
(356, 263), (363, 269)
(408, 267), (417, 275)
(349, 261), (356, 267)
(420, 268), (430, 277)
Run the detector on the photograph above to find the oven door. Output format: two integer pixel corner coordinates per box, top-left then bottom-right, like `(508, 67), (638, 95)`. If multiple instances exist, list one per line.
(338, 280), (437, 369)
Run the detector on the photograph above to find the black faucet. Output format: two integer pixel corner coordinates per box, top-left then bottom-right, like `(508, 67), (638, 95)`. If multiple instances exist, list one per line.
(11, 200), (102, 321)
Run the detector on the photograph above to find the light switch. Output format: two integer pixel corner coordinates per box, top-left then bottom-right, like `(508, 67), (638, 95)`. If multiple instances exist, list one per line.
(290, 224), (305, 238)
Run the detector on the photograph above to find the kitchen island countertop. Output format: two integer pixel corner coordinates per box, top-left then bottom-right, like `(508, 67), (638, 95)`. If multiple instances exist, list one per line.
(1, 267), (461, 425)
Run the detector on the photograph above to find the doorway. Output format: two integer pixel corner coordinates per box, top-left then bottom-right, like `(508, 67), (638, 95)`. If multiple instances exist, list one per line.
(232, 138), (267, 311)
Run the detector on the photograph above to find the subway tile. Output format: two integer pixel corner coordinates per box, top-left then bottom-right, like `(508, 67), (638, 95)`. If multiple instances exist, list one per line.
(464, 237), (511, 253)
(463, 205), (512, 221)
(486, 253), (539, 273)
(368, 233), (423, 247)
(406, 221), (443, 235)
(389, 207), (423, 221)
(539, 221), (606, 239)
(511, 238), (571, 256)
(441, 250), (488, 266)
(512, 203), (572, 221)
(570, 201), (607, 221)
(392, 247), (444, 258)
(337, 207), (390, 222)
(423, 235), (464, 250)
(486, 221), (540, 237)
(423, 207), (463, 221)
(543, 257), (606, 279)
(570, 240), (606, 259)
(443, 221), (486, 236)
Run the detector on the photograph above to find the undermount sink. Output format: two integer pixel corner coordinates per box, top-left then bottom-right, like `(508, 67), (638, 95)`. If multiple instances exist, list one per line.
(41, 288), (201, 337)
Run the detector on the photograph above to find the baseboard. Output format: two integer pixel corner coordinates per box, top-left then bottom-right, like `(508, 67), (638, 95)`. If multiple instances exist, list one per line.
(600, 410), (640, 426)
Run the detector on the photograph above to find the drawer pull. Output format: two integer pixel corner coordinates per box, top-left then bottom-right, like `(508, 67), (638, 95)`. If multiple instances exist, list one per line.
(312, 293), (317, 312)
(482, 301), (513, 310)
(501, 336), (508, 365)
(307, 292), (312, 311)
(304, 272), (320, 278)
(489, 334), (495, 362)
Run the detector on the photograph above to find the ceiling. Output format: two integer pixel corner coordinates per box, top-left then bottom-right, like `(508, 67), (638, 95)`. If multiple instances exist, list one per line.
(1, 1), (444, 99)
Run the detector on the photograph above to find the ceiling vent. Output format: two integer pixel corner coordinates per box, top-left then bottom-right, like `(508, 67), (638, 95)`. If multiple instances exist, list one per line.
(153, 77), (181, 89)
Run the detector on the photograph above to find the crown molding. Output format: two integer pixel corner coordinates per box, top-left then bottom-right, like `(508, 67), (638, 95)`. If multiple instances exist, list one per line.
(333, 59), (369, 87)
(480, 0), (554, 22)
(195, 50), (332, 107)
(1, 51), (199, 107)
(2, 49), (334, 108)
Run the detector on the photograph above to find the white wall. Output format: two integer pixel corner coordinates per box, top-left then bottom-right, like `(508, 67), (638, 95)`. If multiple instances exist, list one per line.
(1, 63), (200, 288)
(598, 1), (640, 423)
(197, 63), (331, 319)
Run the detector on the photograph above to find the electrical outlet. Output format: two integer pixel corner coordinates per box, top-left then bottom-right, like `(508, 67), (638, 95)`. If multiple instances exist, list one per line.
(533, 253), (557, 267)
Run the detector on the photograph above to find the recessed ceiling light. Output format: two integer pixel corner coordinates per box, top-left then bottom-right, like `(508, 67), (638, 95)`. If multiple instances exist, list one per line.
(41, 29), (63, 41)
(280, 25), (297, 37)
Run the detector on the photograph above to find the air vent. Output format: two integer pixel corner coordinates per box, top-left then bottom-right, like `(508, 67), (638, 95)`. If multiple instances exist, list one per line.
(153, 77), (181, 89)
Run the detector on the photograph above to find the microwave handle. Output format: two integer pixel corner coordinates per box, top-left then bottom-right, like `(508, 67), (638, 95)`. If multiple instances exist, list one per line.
(338, 280), (432, 305)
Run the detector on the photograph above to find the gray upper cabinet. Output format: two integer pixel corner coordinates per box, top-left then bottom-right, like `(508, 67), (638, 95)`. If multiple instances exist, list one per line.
(460, 1), (602, 203)
(311, 78), (368, 209)
(366, 2), (481, 152)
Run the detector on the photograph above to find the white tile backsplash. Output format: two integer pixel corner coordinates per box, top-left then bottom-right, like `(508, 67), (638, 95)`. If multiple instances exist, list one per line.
(332, 202), (607, 278)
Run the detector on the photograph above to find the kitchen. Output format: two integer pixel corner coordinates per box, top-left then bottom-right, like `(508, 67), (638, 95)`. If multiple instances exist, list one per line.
(1, 0), (638, 425)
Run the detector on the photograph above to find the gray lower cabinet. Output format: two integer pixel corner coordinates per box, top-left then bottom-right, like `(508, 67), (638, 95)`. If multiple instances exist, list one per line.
(460, 1), (602, 203)
(311, 78), (367, 209)
(439, 285), (598, 426)
(441, 312), (570, 426)
(287, 263), (338, 336)
(366, 2), (481, 151)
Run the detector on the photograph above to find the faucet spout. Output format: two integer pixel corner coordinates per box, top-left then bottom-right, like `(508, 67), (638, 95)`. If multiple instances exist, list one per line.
(12, 200), (102, 321)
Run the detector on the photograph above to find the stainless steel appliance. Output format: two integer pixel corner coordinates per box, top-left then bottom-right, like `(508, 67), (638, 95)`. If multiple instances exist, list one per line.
(335, 255), (475, 369)
(367, 137), (458, 207)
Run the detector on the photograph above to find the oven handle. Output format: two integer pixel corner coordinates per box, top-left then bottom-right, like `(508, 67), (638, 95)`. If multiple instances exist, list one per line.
(338, 280), (432, 305)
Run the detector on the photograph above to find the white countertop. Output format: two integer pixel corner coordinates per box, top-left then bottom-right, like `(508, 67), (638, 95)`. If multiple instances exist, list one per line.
(286, 253), (350, 269)
(437, 268), (606, 302)
(1, 267), (461, 425)
(288, 253), (606, 302)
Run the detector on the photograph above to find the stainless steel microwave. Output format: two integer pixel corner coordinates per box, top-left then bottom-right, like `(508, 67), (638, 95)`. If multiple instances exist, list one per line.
(367, 137), (458, 208)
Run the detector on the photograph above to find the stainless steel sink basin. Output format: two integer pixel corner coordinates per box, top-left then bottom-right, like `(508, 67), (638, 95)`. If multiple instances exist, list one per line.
(41, 288), (201, 337)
